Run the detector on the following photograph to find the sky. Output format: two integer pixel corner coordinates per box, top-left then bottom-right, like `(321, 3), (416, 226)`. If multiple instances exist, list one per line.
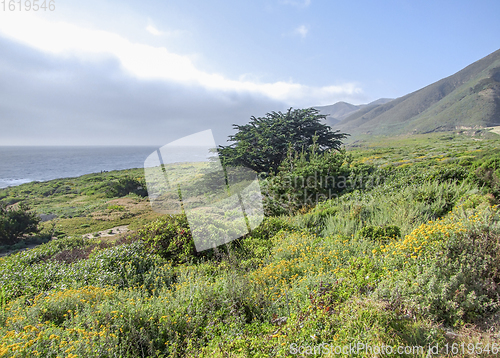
(0, 0), (499, 146)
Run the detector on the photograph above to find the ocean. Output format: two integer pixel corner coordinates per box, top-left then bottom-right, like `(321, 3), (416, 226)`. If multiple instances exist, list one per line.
(0, 146), (213, 189)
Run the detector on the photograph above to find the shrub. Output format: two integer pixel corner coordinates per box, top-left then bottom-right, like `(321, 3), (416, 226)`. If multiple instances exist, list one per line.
(0, 239), (174, 301)
(0, 203), (41, 245)
(53, 230), (67, 239)
(467, 155), (500, 195)
(377, 206), (500, 326)
(105, 177), (148, 198)
(0, 196), (20, 206)
(263, 144), (352, 215)
(294, 204), (338, 234)
(237, 216), (297, 265)
(245, 216), (296, 242)
(460, 193), (497, 209)
(107, 204), (125, 211)
(356, 225), (401, 242)
(139, 214), (205, 263)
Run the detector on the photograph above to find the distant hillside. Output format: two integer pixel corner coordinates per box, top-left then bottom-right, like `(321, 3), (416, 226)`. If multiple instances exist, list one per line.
(314, 98), (392, 126)
(328, 48), (500, 136)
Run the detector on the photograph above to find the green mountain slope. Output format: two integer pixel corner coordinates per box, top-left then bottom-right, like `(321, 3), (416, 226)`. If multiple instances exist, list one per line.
(334, 48), (500, 136)
(314, 98), (393, 127)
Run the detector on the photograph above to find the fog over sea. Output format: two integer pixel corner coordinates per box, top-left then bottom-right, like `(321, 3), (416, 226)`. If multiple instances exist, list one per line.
(0, 146), (213, 189)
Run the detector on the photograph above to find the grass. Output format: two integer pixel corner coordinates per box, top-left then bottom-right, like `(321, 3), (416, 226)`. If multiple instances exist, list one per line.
(0, 162), (209, 248)
(1, 205), (497, 356)
(1, 133), (500, 357)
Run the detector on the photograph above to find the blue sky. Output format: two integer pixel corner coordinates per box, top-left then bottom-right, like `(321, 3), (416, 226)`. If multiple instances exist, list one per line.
(0, 0), (499, 145)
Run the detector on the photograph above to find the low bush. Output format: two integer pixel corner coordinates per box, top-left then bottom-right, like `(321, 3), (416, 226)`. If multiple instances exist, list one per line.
(0, 238), (175, 302)
(0, 203), (41, 245)
(107, 204), (125, 211)
(263, 145), (353, 215)
(105, 177), (148, 198)
(138, 214), (210, 263)
(356, 225), (401, 242)
(237, 216), (297, 267)
(467, 155), (500, 196)
(376, 205), (500, 326)
(321, 180), (474, 238)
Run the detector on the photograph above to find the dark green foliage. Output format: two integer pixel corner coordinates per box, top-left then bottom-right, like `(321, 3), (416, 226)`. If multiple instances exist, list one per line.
(0, 286), (5, 313)
(245, 216), (296, 242)
(105, 177), (148, 198)
(53, 230), (67, 239)
(239, 217), (297, 264)
(218, 107), (348, 174)
(138, 214), (217, 263)
(263, 144), (353, 215)
(0, 203), (41, 245)
(139, 214), (296, 267)
(0, 196), (20, 206)
(356, 225), (401, 242)
(468, 155), (500, 195)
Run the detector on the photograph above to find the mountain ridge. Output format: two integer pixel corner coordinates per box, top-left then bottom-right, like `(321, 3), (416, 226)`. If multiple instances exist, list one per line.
(314, 98), (393, 126)
(317, 48), (500, 136)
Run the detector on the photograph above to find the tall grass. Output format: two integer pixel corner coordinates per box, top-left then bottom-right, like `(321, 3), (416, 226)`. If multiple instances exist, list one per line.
(301, 180), (476, 238)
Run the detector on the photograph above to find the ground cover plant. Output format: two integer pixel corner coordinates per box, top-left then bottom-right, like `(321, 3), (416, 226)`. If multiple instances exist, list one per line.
(1, 131), (500, 356)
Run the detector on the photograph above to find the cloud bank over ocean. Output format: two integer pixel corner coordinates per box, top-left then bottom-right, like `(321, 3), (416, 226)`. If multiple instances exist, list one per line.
(0, 12), (364, 146)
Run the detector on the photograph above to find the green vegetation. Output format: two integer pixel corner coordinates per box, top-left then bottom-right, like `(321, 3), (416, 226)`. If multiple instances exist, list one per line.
(104, 177), (148, 198)
(0, 163), (209, 254)
(262, 142), (353, 215)
(0, 203), (41, 246)
(1, 131), (500, 356)
(355, 225), (401, 242)
(218, 107), (347, 174)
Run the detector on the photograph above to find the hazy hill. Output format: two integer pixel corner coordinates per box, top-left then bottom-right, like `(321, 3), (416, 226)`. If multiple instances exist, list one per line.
(314, 98), (392, 126)
(324, 48), (500, 136)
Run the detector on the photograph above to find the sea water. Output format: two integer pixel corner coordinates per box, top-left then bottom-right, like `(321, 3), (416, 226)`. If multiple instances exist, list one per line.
(0, 146), (213, 189)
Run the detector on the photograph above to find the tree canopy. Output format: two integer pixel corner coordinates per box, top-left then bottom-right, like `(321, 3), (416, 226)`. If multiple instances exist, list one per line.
(218, 107), (348, 174)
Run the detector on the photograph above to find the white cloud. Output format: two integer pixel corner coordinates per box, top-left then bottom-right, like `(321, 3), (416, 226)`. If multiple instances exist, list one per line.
(146, 25), (162, 36)
(294, 25), (309, 38)
(0, 12), (361, 107)
(145, 20), (183, 37)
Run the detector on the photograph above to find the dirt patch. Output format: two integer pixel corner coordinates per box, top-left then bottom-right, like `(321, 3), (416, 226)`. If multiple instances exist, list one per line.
(50, 246), (96, 263)
(487, 126), (500, 135)
(82, 225), (130, 239)
(49, 229), (139, 264)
